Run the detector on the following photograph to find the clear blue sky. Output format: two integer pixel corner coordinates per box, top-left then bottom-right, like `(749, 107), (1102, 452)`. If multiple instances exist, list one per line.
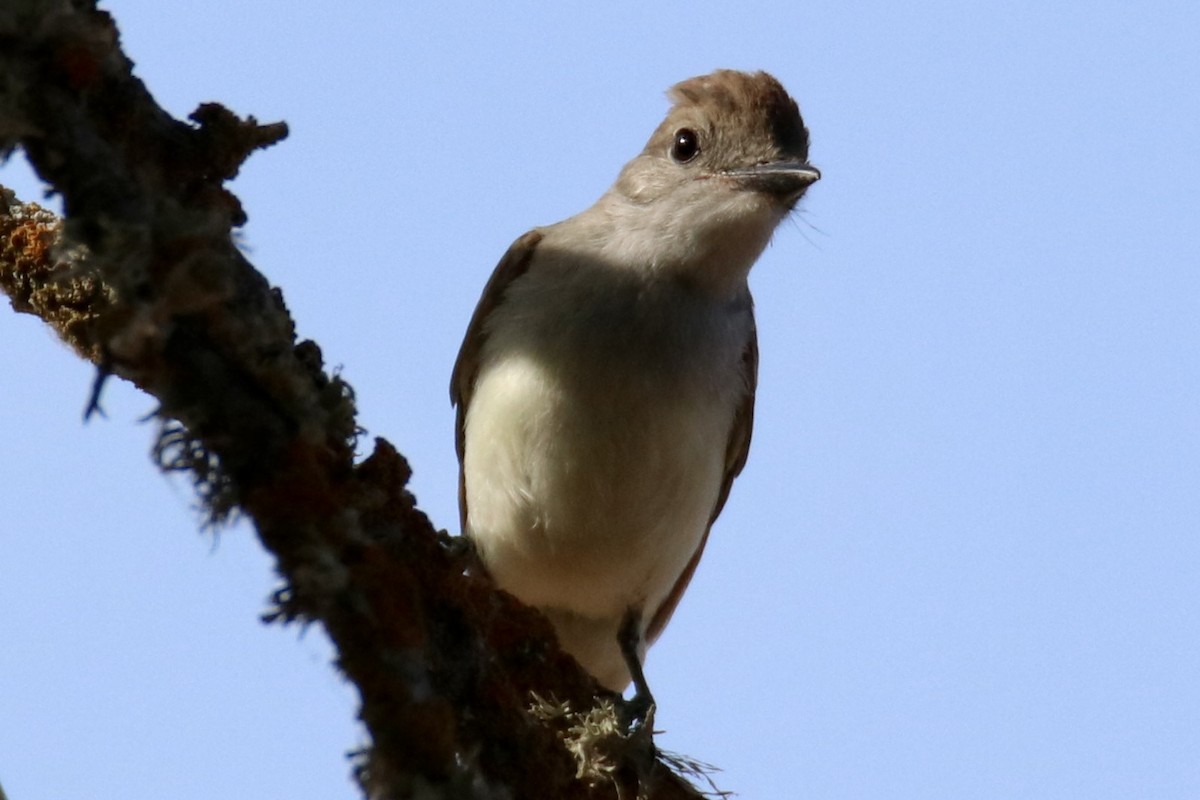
(3, 2), (1199, 798)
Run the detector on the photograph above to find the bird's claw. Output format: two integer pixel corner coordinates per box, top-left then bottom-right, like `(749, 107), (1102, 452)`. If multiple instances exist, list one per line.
(618, 693), (657, 738)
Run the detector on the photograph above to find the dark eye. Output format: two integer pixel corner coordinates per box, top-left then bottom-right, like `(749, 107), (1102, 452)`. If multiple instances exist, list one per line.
(670, 128), (700, 163)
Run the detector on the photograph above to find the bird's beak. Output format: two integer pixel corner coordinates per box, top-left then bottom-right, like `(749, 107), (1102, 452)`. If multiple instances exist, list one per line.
(726, 161), (821, 200)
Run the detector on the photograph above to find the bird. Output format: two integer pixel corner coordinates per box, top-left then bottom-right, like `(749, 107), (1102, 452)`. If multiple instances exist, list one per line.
(451, 69), (818, 697)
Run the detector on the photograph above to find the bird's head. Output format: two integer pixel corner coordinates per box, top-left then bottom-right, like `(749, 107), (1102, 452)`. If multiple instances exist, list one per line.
(606, 70), (820, 292)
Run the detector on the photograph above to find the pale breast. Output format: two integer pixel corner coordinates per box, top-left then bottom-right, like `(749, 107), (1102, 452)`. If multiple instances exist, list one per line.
(463, 256), (752, 620)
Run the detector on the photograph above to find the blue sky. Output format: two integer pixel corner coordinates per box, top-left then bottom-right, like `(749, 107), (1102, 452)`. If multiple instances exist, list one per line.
(3, 2), (1199, 798)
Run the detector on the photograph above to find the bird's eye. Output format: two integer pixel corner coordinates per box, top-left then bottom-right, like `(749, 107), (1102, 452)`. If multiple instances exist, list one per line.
(670, 128), (700, 163)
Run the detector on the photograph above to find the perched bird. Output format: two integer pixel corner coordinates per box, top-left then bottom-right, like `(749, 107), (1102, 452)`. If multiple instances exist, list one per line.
(451, 69), (818, 694)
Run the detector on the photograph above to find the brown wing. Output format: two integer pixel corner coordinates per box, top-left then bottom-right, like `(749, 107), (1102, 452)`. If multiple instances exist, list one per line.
(645, 321), (758, 644)
(450, 229), (544, 532)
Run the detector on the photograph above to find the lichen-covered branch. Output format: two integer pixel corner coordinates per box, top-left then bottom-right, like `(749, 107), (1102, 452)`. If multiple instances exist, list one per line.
(0, 3), (707, 799)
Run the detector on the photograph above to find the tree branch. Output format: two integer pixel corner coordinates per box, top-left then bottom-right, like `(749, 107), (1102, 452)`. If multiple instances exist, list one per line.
(0, 3), (709, 798)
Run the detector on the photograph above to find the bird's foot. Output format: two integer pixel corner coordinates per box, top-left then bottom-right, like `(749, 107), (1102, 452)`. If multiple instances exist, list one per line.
(438, 532), (487, 575)
(616, 608), (658, 741)
(617, 691), (657, 741)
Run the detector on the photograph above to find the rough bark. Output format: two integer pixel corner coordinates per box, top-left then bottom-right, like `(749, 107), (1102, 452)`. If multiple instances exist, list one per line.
(0, 3), (712, 798)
